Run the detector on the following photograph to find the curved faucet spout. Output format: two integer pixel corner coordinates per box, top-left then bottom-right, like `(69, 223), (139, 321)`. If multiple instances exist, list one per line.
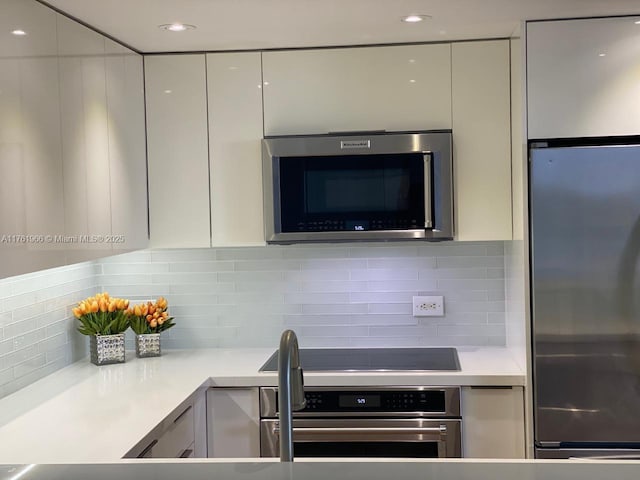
(278, 329), (305, 462)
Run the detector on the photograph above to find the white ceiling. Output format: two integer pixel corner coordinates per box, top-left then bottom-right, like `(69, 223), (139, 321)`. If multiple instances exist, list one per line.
(42, 0), (640, 53)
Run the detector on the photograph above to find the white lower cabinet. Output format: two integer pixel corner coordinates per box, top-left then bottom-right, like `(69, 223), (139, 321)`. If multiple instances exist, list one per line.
(206, 387), (261, 458)
(125, 389), (206, 459)
(207, 387), (260, 458)
(461, 386), (525, 458)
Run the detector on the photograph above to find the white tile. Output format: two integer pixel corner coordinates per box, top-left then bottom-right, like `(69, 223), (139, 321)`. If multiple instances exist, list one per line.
(487, 268), (505, 279)
(367, 303), (413, 314)
(100, 274), (153, 286)
(218, 293), (284, 305)
(419, 244), (488, 256)
(0, 367), (13, 386)
(169, 283), (234, 294)
(4, 318), (38, 338)
(283, 270), (349, 282)
(487, 290), (506, 301)
(216, 247), (284, 260)
(486, 242), (505, 256)
(350, 269), (418, 281)
(234, 259), (301, 271)
(349, 245), (418, 258)
(435, 313), (489, 324)
(151, 249), (215, 262)
(351, 314), (418, 326)
(2, 292), (38, 312)
(151, 272), (218, 284)
(235, 281), (299, 293)
(298, 337), (352, 348)
(235, 303), (302, 315)
(302, 303), (368, 315)
(300, 259), (367, 270)
(283, 247), (349, 259)
(436, 256), (504, 268)
(100, 250), (152, 263)
(283, 315), (353, 326)
(349, 336), (426, 347)
(300, 325), (369, 337)
(431, 268), (488, 279)
(218, 271), (284, 282)
(367, 258), (435, 269)
(369, 325), (437, 337)
(366, 280), (437, 292)
(168, 261), (234, 273)
(445, 301), (505, 313)
(37, 333), (67, 353)
(102, 263), (169, 274)
(299, 281), (367, 293)
(284, 292), (350, 305)
(436, 278), (504, 291)
(350, 292), (413, 304)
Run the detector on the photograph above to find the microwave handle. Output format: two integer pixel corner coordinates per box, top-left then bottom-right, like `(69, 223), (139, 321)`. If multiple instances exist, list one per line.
(423, 155), (432, 229)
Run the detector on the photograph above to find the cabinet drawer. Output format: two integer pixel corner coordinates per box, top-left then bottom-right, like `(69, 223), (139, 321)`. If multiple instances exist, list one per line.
(153, 405), (194, 458)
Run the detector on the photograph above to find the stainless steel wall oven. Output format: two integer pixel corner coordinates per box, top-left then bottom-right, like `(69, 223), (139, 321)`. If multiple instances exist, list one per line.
(259, 387), (462, 458)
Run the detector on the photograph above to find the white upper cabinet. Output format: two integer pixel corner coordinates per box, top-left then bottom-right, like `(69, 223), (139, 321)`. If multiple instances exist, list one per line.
(57, 15), (112, 257)
(207, 52), (265, 246)
(262, 44), (452, 135)
(0, 0), (147, 278)
(0, 0), (65, 277)
(105, 39), (148, 252)
(145, 55), (211, 248)
(452, 40), (512, 241)
(527, 17), (640, 139)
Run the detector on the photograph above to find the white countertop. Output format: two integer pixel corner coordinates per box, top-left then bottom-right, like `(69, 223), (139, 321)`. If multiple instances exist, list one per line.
(0, 347), (524, 464)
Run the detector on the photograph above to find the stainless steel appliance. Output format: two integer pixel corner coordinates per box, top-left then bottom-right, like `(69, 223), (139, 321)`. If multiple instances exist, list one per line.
(262, 130), (453, 244)
(530, 138), (640, 459)
(259, 386), (462, 458)
(259, 347), (460, 372)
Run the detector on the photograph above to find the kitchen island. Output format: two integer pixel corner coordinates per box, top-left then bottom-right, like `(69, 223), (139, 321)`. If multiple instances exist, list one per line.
(0, 459), (639, 480)
(0, 347), (524, 463)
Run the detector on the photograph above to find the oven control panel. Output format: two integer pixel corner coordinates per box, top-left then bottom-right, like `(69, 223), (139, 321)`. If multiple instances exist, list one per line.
(300, 389), (446, 413)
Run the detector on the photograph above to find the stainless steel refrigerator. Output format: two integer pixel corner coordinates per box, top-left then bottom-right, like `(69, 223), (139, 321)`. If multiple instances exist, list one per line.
(530, 139), (640, 459)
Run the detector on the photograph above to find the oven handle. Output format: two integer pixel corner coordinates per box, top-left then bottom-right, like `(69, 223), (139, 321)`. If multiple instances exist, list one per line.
(272, 425), (447, 436)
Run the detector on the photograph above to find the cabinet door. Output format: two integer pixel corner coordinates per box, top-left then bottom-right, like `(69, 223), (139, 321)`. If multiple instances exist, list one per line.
(207, 52), (265, 246)
(207, 388), (260, 458)
(145, 54), (211, 248)
(527, 17), (640, 139)
(263, 44), (452, 135)
(0, 0), (65, 278)
(57, 14), (112, 261)
(461, 386), (525, 458)
(452, 40), (512, 241)
(105, 39), (148, 252)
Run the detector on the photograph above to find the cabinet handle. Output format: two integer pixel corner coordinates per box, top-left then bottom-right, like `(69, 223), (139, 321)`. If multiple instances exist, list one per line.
(179, 448), (193, 458)
(173, 405), (193, 424)
(138, 439), (157, 458)
(423, 154), (433, 229)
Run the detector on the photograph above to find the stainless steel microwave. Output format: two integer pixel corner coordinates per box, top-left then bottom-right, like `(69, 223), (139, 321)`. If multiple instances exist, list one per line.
(262, 130), (454, 243)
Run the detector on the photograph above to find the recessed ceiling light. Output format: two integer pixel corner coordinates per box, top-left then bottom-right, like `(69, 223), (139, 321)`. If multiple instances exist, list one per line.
(635, 20), (640, 24)
(401, 15), (431, 23)
(11, 29), (27, 36)
(598, 53), (606, 57)
(158, 23), (196, 32)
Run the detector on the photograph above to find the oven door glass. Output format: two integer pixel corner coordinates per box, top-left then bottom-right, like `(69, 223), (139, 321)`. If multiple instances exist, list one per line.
(261, 418), (461, 458)
(278, 153), (427, 233)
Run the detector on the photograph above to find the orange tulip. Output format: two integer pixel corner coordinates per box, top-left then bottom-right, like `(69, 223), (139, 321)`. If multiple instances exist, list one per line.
(134, 305), (142, 317)
(72, 307), (82, 318)
(108, 300), (117, 313)
(150, 319), (158, 329)
(90, 301), (99, 313)
(98, 299), (108, 312)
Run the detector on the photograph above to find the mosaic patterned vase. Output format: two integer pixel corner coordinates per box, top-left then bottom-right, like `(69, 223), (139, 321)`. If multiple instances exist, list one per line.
(90, 333), (126, 366)
(135, 333), (161, 358)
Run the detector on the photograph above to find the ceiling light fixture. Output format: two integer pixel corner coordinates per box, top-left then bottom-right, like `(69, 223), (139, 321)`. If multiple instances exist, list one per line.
(158, 23), (196, 32)
(635, 20), (640, 24)
(11, 29), (27, 36)
(401, 15), (431, 23)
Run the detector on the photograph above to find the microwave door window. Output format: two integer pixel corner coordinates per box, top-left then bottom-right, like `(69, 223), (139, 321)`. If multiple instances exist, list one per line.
(278, 154), (425, 233)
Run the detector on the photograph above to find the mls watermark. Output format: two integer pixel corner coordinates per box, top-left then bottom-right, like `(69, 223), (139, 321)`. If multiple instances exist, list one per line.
(1, 234), (126, 244)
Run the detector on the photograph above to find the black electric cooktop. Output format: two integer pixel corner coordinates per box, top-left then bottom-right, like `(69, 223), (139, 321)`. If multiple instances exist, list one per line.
(258, 347), (460, 372)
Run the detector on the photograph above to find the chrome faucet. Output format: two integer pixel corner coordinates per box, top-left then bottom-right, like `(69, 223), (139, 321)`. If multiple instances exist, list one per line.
(278, 329), (305, 462)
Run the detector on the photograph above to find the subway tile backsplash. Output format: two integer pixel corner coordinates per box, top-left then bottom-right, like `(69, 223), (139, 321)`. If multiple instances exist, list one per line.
(0, 262), (98, 399)
(0, 241), (506, 399)
(98, 242), (506, 349)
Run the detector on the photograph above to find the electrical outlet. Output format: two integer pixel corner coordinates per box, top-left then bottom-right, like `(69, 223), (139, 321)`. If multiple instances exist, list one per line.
(412, 296), (444, 317)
